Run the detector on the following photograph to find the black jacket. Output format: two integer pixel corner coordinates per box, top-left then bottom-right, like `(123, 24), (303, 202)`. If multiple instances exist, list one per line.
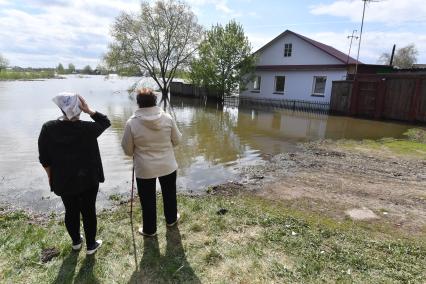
(38, 112), (111, 196)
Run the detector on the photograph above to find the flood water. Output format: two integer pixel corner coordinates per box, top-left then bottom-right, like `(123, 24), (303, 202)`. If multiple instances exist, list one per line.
(0, 75), (416, 212)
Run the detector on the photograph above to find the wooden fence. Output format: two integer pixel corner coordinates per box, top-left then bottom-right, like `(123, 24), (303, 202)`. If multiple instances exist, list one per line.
(330, 74), (426, 122)
(170, 81), (222, 100)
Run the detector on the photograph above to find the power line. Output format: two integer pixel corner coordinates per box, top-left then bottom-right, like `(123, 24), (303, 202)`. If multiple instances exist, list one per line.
(347, 30), (359, 64)
(355, 0), (384, 76)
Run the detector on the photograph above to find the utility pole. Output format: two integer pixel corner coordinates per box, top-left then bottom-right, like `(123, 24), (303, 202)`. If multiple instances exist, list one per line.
(347, 30), (359, 64)
(355, 0), (381, 76)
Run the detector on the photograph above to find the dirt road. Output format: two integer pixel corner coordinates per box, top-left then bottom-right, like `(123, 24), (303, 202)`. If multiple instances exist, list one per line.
(235, 141), (426, 234)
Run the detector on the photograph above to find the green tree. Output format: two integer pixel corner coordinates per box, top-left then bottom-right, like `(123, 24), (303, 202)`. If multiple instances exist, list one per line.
(190, 21), (256, 101)
(67, 63), (76, 74)
(56, 63), (65, 74)
(379, 44), (418, 68)
(82, 65), (93, 74)
(105, 0), (203, 109)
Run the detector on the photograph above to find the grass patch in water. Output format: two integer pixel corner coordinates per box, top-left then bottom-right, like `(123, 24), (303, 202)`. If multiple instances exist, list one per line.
(337, 128), (426, 158)
(0, 70), (55, 80)
(0, 195), (425, 283)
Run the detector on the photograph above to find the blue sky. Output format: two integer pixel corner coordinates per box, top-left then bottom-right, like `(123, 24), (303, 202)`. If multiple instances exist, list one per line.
(0, 0), (424, 68)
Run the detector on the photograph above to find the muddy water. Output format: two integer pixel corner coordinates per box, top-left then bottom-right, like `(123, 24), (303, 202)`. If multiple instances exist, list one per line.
(0, 76), (416, 212)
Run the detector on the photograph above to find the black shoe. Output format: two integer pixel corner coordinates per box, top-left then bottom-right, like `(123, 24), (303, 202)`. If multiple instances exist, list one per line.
(138, 228), (157, 237)
(167, 213), (181, 227)
(86, 240), (102, 255)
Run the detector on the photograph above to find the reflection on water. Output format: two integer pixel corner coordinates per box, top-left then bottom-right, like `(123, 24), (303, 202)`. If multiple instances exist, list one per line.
(0, 76), (416, 211)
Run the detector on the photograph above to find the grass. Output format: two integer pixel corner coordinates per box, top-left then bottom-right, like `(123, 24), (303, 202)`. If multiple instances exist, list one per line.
(1, 195), (425, 283)
(335, 128), (426, 158)
(0, 70), (55, 80)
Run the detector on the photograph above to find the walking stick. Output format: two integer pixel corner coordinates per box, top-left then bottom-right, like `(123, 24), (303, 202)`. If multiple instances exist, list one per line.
(130, 163), (135, 219)
(129, 162), (138, 270)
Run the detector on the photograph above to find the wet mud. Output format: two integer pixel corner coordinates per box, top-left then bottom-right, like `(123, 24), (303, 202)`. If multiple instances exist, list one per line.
(238, 141), (426, 234)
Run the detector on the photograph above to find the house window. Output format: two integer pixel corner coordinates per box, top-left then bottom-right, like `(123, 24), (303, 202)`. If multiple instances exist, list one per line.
(252, 76), (261, 91)
(284, 43), (292, 57)
(312, 76), (327, 96)
(274, 76), (285, 94)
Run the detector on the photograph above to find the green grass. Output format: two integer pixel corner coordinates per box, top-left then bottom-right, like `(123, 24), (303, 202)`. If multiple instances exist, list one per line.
(336, 129), (426, 158)
(0, 70), (55, 80)
(1, 195), (425, 283)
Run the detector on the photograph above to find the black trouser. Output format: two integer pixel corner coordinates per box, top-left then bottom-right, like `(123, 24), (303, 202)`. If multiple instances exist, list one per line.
(136, 171), (177, 234)
(60, 184), (99, 247)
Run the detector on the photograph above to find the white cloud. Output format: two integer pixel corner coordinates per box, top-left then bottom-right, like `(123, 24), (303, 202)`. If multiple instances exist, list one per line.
(310, 0), (426, 24)
(0, 0), (250, 67)
(2, 0), (424, 68)
(308, 0), (426, 63)
(246, 33), (274, 51)
(187, 0), (242, 18)
(305, 31), (426, 64)
(0, 0), (140, 68)
(247, 30), (426, 64)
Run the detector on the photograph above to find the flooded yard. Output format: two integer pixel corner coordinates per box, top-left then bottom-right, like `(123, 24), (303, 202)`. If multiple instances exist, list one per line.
(0, 76), (417, 212)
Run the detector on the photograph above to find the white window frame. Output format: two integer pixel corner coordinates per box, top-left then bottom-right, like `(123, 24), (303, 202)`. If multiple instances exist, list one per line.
(312, 76), (327, 97)
(274, 76), (285, 94)
(252, 76), (261, 92)
(284, 43), (292, 57)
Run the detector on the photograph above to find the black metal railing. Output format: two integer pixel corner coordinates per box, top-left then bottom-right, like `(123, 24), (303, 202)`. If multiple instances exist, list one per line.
(223, 96), (330, 113)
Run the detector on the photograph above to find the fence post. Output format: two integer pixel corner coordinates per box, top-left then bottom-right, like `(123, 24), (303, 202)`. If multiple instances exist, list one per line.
(409, 78), (423, 122)
(350, 79), (360, 116)
(375, 78), (386, 119)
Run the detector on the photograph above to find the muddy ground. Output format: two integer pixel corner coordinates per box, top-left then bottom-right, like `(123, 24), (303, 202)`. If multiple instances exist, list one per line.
(4, 139), (426, 235)
(212, 141), (426, 235)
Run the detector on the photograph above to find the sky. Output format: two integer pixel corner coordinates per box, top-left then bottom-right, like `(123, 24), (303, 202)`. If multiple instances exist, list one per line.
(0, 0), (425, 68)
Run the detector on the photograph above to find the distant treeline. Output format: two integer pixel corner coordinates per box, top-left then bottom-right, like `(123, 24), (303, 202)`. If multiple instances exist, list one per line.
(0, 65), (191, 80)
(0, 68), (55, 80)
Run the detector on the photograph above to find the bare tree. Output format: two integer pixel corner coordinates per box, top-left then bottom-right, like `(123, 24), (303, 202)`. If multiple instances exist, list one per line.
(105, 0), (203, 108)
(378, 44), (418, 68)
(0, 54), (8, 71)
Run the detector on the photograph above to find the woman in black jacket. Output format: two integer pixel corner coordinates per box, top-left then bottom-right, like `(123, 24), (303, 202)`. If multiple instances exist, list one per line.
(38, 95), (110, 255)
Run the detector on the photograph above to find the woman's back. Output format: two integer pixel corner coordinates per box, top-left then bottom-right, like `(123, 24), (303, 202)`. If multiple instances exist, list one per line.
(122, 106), (181, 179)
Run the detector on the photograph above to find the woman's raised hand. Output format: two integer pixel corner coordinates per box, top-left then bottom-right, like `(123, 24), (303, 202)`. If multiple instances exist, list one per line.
(78, 95), (95, 115)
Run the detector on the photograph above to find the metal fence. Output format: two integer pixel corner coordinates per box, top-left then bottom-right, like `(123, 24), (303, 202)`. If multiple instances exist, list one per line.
(223, 96), (330, 113)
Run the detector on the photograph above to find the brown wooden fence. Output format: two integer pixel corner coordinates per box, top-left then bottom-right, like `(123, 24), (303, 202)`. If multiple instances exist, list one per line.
(330, 74), (426, 122)
(170, 81), (222, 101)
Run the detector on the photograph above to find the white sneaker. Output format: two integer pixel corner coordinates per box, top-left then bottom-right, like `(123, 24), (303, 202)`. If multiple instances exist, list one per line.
(86, 240), (102, 255)
(72, 235), (83, 251)
(167, 212), (181, 227)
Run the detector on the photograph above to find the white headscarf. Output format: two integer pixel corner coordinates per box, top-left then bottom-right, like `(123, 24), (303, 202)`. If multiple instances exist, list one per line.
(52, 92), (82, 120)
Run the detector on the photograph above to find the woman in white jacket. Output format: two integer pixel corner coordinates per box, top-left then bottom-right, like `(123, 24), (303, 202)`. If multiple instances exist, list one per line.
(121, 88), (182, 237)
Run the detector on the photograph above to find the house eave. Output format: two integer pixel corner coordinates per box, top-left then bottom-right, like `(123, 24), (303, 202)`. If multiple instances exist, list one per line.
(256, 64), (350, 72)
(253, 30), (362, 65)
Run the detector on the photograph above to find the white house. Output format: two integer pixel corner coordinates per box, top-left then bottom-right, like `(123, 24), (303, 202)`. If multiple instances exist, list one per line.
(240, 30), (360, 103)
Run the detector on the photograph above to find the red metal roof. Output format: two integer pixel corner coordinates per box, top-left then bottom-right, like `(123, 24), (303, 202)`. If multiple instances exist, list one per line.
(254, 30), (362, 65)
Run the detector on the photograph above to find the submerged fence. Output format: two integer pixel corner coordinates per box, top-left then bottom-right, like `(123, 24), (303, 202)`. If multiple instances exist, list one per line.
(224, 96), (330, 113)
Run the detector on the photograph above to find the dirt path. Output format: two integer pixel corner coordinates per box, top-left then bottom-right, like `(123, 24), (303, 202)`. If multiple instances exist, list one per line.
(240, 142), (426, 234)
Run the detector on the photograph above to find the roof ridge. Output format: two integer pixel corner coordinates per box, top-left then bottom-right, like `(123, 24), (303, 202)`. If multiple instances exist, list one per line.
(254, 30), (361, 65)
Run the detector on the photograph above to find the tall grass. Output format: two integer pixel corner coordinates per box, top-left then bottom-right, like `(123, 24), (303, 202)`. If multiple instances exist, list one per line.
(0, 70), (55, 80)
